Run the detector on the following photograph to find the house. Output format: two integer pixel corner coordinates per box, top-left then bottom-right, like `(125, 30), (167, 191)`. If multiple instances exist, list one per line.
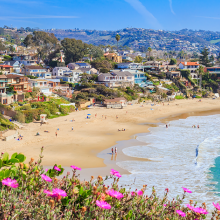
(104, 97), (127, 109)
(113, 69), (147, 84)
(52, 67), (71, 77)
(75, 62), (91, 68)
(98, 70), (134, 88)
(0, 65), (14, 75)
(20, 60), (38, 66)
(21, 65), (47, 77)
(28, 79), (52, 95)
(78, 68), (98, 75)
(0, 75), (24, 104)
(3, 61), (21, 73)
(179, 62), (200, 78)
(166, 71), (181, 78)
(6, 74), (30, 92)
(104, 53), (122, 63)
(67, 63), (80, 70)
(204, 67), (220, 76)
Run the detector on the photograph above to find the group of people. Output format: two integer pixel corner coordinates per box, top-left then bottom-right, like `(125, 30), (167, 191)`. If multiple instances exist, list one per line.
(111, 147), (117, 155)
(118, 129), (126, 131)
(192, 125), (200, 128)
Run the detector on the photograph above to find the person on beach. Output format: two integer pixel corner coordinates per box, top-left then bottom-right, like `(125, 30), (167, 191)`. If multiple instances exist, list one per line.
(197, 125), (200, 128)
(116, 115), (118, 119)
(72, 127), (74, 131)
(115, 147), (117, 155)
(55, 131), (57, 137)
(105, 116), (107, 119)
(111, 148), (114, 155)
(166, 125), (168, 128)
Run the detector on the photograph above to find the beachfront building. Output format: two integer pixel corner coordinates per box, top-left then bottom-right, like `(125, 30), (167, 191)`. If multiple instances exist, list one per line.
(179, 62), (200, 78)
(67, 63), (80, 70)
(28, 79), (52, 95)
(75, 62), (91, 69)
(165, 71), (181, 78)
(0, 65), (13, 75)
(21, 65), (47, 77)
(113, 69), (147, 84)
(6, 74), (30, 92)
(78, 68), (98, 75)
(0, 75), (24, 104)
(98, 70), (134, 88)
(104, 97), (127, 109)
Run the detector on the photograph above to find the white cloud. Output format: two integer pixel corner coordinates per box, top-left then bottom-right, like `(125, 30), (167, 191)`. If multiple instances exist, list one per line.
(0, 15), (79, 20)
(168, 0), (175, 15)
(124, 0), (161, 29)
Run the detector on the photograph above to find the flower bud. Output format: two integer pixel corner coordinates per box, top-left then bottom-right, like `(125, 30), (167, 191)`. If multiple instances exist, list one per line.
(81, 207), (86, 213)
(31, 158), (34, 162)
(49, 199), (54, 209)
(93, 186), (97, 191)
(19, 163), (24, 169)
(35, 170), (39, 176)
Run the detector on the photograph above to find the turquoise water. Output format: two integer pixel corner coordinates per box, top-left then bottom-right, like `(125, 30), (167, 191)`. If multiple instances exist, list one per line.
(115, 113), (220, 210)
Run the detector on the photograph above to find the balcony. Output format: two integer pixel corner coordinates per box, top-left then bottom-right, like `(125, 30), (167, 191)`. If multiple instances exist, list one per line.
(0, 93), (14, 97)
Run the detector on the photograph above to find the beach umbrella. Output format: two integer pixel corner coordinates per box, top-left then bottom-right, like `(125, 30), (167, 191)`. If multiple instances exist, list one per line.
(87, 114), (91, 115)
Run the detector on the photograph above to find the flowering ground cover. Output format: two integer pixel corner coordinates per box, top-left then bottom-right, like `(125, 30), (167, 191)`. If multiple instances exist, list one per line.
(0, 147), (219, 219)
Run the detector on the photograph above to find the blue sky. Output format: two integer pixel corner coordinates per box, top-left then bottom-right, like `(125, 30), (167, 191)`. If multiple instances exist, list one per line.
(0, 0), (220, 31)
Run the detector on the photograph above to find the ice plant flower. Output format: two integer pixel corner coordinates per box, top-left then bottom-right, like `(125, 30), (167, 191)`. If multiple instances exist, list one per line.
(2, 178), (19, 188)
(54, 166), (61, 171)
(182, 187), (192, 193)
(131, 192), (136, 196)
(100, 193), (106, 201)
(70, 165), (81, 170)
(213, 202), (220, 210)
(52, 188), (67, 198)
(186, 204), (194, 210)
(107, 189), (124, 200)
(110, 169), (121, 178)
(163, 204), (167, 207)
(44, 189), (67, 198)
(96, 200), (111, 209)
(176, 210), (186, 217)
(193, 207), (208, 215)
(137, 190), (143, 196)
(41, 174), (52, 182)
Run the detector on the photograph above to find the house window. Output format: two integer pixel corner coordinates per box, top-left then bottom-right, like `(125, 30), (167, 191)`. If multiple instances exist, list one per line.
(3, 99), (7, 104)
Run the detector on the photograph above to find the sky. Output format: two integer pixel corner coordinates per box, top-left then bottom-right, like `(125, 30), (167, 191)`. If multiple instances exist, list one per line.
(0, 0), (220, 31)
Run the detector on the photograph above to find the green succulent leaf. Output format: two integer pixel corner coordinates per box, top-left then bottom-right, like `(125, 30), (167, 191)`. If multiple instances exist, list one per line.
(2, 153), (9, 162)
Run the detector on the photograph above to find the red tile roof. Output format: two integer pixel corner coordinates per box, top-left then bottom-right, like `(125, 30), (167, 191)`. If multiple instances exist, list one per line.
(180, 62), (199, 66)
(0, 65), (13, 68)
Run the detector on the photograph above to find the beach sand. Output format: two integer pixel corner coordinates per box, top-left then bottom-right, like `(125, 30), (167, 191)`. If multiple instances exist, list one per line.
(1, 98), (220, 175)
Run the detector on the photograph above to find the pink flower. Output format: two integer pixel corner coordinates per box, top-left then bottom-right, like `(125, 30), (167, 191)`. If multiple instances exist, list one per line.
(52, 188), (67, 198)
(163, 204), (167, 207)
(137, 190), (143, 196)
(2, 178), (19, 188)
(110, 169), (121, 178)
(96, 200), (111, 209)
(193, 207), (208, 215)
(41, 174), (52, 182)
(54, 166), (61, 171)
(182, 187), (192, 193)
(70, 165), (81, 170)
(165, 188), (169, 193)
(45, 169), (48, 172)
(131, 192), (136, 196)
(44, 188), (67, 198)
(186, 204), (194, 210)
(213, 202), (220, 210)
(176, 210), (186, 217)
(107, 189), (124, 200)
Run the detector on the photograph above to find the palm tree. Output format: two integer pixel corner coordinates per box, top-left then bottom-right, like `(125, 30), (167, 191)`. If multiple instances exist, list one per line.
(164, 52), (168, 60)
(147, 47), (152, 60)
(198, 65), (204, 88)
(115, 34), (120, 52)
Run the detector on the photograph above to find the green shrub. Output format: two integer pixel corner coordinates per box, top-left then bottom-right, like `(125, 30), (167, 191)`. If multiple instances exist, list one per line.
(14, 111), (25, 123)
(175, 95), (185, 99)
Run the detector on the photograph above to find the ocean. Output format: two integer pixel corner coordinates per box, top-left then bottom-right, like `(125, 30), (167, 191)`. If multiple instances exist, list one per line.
(115, 114), (220, 209)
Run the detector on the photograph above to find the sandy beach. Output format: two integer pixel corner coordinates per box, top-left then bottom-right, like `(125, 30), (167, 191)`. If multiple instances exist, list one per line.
(1, 98), (220, 172)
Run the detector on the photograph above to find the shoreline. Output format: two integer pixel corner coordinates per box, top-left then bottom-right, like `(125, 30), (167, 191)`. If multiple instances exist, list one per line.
(1, 98), (220, 180)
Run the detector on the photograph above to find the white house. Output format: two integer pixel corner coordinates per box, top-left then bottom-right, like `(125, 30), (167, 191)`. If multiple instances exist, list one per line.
(67, 63), (80, 70)
(28, 79), (52, 95)
(98, 70), (134, 88)
(52, 67), (72, 77)
(179, 62), (200, 78)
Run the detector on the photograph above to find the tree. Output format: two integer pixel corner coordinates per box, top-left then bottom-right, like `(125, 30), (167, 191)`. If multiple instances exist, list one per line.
(149, 56), (154, 61)
(23, 34), (33, 48)
(134, 56), (143, 63)
(210, 55), (214, 66)
(9, 45), (15, 52)
(91, 59), (112, 73)
(198, 65), (204, 88)
(147, 47), (152, 59)
(199, 47), (210, 67)
(88, 45), (103, 60)
(0, 41), (5, 51)
(61, 38), (89, 64)
(169, 58), (177, 65)
(115, 34), (120, 52)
